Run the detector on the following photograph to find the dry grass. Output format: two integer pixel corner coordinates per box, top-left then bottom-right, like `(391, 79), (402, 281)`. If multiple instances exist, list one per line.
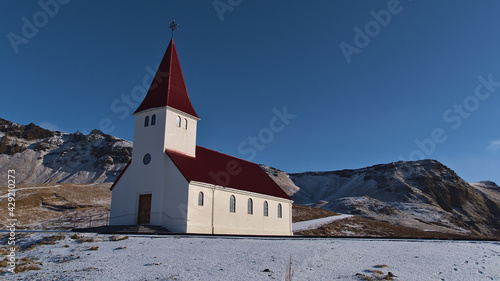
(366, 269), (384, 275)
(292, 204), (338, 222)
(109, 235), (129, 241)
(15, 264), (41, 273)
(11, 257), (43, 273)
(355, 264), (396, 281)
(296, 215), (486, 240)
(89, 246), (99, 251)
(0, 248), (9, 255)
(25, 235), (66, 251)
(78, 236), (98, 243)
(0, 183), (111, 230)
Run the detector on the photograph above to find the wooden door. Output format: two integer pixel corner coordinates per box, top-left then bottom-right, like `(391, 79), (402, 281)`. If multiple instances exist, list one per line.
(137, 194), (152, 225)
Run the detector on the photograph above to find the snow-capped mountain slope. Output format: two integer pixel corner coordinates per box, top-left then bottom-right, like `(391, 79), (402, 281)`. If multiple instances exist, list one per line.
(265, 160), (500, 238)
(0, 118), (132, 185)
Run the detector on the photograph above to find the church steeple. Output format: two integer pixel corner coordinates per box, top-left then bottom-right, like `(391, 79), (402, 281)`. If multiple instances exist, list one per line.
(134, 38), (199, 118)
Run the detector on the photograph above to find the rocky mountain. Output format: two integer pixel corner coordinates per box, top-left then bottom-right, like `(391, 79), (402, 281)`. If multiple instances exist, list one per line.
(266, 160), (500, 238)
(0, 118), (132, 185)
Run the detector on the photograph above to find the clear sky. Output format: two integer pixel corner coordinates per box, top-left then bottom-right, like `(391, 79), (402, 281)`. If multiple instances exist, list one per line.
(2, 1), (499, 184)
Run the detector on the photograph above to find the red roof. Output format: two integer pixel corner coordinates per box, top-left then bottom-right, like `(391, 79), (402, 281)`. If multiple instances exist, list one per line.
(134, 39), (199, 118)
(166, 146), (291, 200)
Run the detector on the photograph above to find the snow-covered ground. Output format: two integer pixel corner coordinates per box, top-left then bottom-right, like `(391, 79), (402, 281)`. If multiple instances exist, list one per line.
(293, 214), (353, 232)
(2, 232), (499, 280)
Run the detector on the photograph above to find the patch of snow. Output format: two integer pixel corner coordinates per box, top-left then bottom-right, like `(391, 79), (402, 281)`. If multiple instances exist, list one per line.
(293, 214), (353, 232)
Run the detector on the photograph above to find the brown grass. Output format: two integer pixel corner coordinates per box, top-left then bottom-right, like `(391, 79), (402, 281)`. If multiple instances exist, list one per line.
(0, 183), (112, 230)
(292, 204), (338, 223)
(25, 235), (66, 251)
(78, 236), (98, 243)
(11, 256), (43, 273)
(296, 215), (487, 240)
(0, 248), (9, 255)
(110, 235), (129, 241)
(15, 264), (41, 273)
(89, 246), (99, 251)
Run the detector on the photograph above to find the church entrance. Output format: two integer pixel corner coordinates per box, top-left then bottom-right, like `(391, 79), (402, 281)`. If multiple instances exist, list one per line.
(137, 194), (152, 225)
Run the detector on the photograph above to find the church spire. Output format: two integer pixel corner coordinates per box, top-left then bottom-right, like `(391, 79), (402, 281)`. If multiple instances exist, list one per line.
(134, 38), (199, 118)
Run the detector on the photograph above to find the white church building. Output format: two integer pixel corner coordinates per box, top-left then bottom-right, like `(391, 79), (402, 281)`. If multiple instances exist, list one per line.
(109, 38), (293, 236)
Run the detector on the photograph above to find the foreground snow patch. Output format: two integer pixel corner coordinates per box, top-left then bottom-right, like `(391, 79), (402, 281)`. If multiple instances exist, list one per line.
(3, 233), (499, 281)
(293, 214), (353, 232)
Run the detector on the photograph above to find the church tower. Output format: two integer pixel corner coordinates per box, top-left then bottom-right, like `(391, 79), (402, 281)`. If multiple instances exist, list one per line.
(132, 38), (200, 161)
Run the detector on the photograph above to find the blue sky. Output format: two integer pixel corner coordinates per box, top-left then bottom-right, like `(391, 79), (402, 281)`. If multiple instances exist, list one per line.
(1, 1), (499, 184)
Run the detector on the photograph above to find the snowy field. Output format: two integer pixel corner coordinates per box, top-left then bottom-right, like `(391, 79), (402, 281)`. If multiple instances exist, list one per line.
(2, 232), (499, 280)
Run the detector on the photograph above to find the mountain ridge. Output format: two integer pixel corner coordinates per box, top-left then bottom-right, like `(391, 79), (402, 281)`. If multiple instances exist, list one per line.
(264, 160), (500, 238)
(0, 118), (132, 185)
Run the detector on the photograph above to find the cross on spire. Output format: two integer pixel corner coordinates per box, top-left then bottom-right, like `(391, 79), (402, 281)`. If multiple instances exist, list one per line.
(168, 20), (179, 38)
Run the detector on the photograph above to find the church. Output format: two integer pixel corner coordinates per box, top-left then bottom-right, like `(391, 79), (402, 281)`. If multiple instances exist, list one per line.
(109, 36), (293, 236)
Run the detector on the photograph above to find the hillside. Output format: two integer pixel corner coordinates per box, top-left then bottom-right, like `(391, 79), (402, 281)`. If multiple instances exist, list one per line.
(283, 160), (500, 238)
(0, 118), (131, 185)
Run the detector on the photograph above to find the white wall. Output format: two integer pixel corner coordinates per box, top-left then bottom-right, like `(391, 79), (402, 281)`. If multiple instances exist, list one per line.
(159, 155), (190, 232)
(185, 184), (213, 234)
(187, 182), (293, 236)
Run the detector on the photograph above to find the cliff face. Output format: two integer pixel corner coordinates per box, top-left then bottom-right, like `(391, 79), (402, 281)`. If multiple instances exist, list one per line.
(266, 160), (500, 238)
(0, 118), (132, 185)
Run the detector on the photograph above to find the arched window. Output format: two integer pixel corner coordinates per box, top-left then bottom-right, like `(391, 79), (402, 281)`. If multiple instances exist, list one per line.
(263, 201), (268, 217)
(144, 116), (149, 127)
(151, 114), (156, 126)
(278, 203), (282, 218)
(176, 116), (181, 127)
(183, 118), (188, 130)
(247, 198), (253, 215)
(229, 195), (236, 213)
(198, 192), (204, 206)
